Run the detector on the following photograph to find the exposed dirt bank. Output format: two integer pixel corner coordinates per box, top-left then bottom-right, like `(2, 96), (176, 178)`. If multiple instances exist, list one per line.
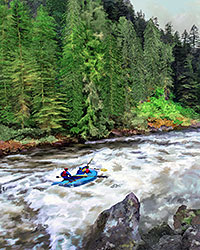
(1, 119), (200, 157)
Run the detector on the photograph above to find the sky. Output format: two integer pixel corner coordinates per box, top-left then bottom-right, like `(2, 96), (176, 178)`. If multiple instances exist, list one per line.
(130, 0), (200, 34)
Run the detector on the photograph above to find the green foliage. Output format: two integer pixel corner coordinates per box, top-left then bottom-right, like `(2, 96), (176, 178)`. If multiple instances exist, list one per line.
(9, 0), (33, 128)
(37, 135), (57, 143)
(18, 135), (57, 145)
(143, 19), (174, 96)
(134, 88), (200, 126)
(31, 6), (66, 132)
(0, 0), (200, 140)
(102, 23), (125, 119)
(0, 125), (16, 141)
(60, 0), (84, 127)
(0, 125), (45, 141)
(0, 2), (16, 123)
(175, 55), (200, 110)
(117, 16), (145, 109)
(122, 111), (148, 130)
(0, 106), (15, 125)
(14, 128), (46, 140)
(33, 97), (67, 133)
(182, 212), (196, 225)
(70, 0), (110, 139)
(45, 0), (66, 27)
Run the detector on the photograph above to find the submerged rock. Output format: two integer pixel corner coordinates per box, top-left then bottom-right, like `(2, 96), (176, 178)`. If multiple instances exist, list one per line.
(81, 192), (141, 250)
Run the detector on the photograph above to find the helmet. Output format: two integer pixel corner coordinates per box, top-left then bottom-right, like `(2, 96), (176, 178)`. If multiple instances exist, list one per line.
(64, 168), (68, 170)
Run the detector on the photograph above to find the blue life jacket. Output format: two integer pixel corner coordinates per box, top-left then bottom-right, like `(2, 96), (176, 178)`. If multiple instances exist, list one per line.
(76, 169), (83, 174)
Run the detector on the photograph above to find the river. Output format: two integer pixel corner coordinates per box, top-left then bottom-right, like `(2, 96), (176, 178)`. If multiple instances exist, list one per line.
(0, 129), (200, 250)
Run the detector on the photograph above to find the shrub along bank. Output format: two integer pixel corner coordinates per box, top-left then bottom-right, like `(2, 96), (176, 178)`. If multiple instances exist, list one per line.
(119, 88), (200, 134)
(0, 89), (200, 156)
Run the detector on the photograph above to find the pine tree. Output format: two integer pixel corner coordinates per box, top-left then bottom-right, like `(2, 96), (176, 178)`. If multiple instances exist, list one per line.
(161, 22), (174, 45)
(143, 19), (161, 95)
(0, 1), (15, 124)
(159, 43), (174, 89)
(102, 23), (125, 121)
(75, 0), (109, 138)
(143, 19), (173, 96)
(172, 31), (192, 102)
(60, 0), (84, 130)
(177, 55), (199, 109)
(45, 0), (67, 26)
(189, 24), (200, 48)
(117, 16), (145, 108)
(133, 10), (147, 47)
(31, 6), (66, 132)
(102, 0), (135, 22)
(10, 0), (32, 128)
(182, 29), (191, 52)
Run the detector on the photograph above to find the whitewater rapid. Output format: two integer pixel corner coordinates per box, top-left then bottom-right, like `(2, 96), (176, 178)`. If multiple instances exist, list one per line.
(1, 129), (200, 249)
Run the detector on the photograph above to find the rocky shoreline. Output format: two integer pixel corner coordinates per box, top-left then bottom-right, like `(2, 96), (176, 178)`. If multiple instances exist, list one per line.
(81, 193), (200, 250)
(1, 120), (200, 157)
(0, 137), (78, 157)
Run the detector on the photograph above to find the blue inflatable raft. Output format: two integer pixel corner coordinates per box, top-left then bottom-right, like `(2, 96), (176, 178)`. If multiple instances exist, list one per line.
(52, 169), (98, 187)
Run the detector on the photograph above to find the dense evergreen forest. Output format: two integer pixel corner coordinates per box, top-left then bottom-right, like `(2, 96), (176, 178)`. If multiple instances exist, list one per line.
(0, 0), (200, 140)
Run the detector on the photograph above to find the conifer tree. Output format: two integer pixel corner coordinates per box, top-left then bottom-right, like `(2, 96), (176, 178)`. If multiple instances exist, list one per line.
(101, 0), (135, 22)
(176, 55), (199, 109)
(31, 6), (66, 132)
(143, 19), (161, 95)
(143, 19), (173, 96)
(117, 16), (145, 109)
(182, 29), (190, 45)
(10, 0), (32, 128)
(75, 0), (109, 138)
(161, 22), (174, 45)
(134, 10), (147, 46)
(60, 0), (84, 130)
(45, 0), (67, 27)
(172, 32), (188, 102)
(0, 1), (15, 124)
(102, 23), (125, 121)
(189, 25), (200, 48)
(181, 29), (192, 54)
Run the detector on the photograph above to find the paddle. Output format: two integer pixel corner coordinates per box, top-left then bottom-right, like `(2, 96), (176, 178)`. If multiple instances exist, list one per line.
(56, 174), (108, 179)
(97, 175), (108, 178)
(87, 157), (93, 167)
(55, 158), (108, 179)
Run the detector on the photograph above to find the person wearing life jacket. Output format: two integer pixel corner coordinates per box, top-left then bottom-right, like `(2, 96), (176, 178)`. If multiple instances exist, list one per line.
(76, 167), (83, 175)
(82, 166), (91, 174)
(61, 168), (72, 180)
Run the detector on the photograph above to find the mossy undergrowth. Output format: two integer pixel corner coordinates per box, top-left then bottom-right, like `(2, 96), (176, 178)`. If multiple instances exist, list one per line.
(124, 88), (200, 130)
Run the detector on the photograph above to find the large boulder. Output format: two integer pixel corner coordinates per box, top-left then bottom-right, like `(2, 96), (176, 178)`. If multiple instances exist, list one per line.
(81, 192), (141, 250)
(151, 235), (182, 250)
(182, 225), (200, 250)
(139, 222), (174, 249)
(139, 205), (200, 250)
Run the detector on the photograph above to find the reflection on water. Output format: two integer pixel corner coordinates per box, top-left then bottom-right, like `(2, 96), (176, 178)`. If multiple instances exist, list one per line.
(1, 129), (200, 249)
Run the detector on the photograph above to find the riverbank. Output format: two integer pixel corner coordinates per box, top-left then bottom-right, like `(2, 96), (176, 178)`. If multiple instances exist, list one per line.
(1, 119), (200, 157)
(0, 136), (78, 157)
